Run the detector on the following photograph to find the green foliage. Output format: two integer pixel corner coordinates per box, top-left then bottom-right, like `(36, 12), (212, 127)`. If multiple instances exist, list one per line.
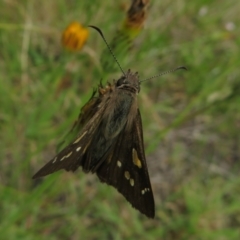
(1, 0), (240, 239)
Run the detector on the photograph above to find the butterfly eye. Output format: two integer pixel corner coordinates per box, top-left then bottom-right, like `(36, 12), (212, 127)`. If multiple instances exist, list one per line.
(116, 77), (126, 86)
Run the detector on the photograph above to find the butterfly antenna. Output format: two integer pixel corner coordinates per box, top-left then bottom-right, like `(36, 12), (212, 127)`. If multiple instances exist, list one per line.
(89, 25), (126, 76)
(140, 66), (187, 83)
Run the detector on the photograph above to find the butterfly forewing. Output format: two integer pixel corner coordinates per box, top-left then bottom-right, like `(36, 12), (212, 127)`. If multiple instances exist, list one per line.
(96, 109), (154, 218)
(56, 86), (107, 152)
(32, 96), (108, 178)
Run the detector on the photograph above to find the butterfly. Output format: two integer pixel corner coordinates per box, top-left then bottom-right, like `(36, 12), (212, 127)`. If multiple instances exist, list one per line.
(33, 26), (186, 218)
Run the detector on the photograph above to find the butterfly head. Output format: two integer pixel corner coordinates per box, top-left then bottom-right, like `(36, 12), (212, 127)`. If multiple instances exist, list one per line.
(116, 69), (140, 93)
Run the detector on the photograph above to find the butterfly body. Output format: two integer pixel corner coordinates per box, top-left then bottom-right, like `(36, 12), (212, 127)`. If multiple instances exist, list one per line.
(33, 69), (155, 218)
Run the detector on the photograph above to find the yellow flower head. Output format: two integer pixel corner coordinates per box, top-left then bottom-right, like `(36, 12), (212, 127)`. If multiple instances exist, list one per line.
(61, 22), (89, 51)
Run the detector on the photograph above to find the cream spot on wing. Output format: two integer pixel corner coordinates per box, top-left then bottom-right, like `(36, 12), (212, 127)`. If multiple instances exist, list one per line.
(60, 151), (73, 161)
(52, 157), (57, 163)
(141, 189), (145, 195)
(73, 131), (87, 144)
(130, 178), (134, 186)
(132, 148), (142, 168)
(60, 152), (72, 161)
(117, 161), (122, 168)
(65, 151), (72, 158)
(82, 141), (91, 154)
(124, 171), (130, 180)
(76, 147), (81, 152)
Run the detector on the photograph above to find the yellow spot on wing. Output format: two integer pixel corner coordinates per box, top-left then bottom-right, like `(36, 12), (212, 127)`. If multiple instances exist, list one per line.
(124, 171), (130, 180)
(132, 148), (142, 168)
(130, 178), (134, 186)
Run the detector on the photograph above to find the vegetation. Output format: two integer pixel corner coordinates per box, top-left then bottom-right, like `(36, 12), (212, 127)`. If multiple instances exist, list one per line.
(0, 0), (240, 239)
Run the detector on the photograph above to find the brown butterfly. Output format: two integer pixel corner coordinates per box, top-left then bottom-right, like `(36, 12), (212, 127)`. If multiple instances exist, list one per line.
(33, 26), (186, 218)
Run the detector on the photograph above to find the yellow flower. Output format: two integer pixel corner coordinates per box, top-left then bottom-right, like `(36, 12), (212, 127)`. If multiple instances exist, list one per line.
(61, 22), (89, 51)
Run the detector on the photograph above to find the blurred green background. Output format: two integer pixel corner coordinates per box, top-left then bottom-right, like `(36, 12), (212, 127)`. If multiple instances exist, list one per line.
(1, 0), (240, 239)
